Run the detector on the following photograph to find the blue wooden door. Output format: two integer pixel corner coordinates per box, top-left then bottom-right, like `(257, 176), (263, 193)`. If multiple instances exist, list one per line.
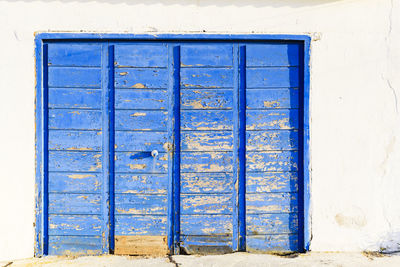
(46, 43), (107, 255)
(113, 43), (171, 255)
(39, 40), (303, 255)
(179, 44), (236, 253)
(244, 44), (301, 252)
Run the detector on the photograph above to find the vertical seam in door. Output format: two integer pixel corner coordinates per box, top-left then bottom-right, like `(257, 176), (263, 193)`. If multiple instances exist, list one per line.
(232, 44), (240, 251)
(42, 43), (49, 255)
(168, 44), (181, 254)
(238, 44), (247, 251)
(109, 44), (116, 253)
(101, 42), (112, 253)
(101, 43), (110, 253)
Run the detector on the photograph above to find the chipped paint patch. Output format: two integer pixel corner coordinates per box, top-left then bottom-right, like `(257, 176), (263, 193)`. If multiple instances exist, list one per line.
(131, 83), (147, 88)
(130, 112), (147, 117)
(67, 174), (95, 179)
(127, 164), (147, 170)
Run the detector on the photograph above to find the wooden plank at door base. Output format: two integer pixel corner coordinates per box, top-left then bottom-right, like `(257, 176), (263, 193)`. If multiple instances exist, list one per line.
(114, 236), (168, 255)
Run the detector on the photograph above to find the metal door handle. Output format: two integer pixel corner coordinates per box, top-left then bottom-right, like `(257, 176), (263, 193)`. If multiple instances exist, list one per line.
(151, 150), (159, 158)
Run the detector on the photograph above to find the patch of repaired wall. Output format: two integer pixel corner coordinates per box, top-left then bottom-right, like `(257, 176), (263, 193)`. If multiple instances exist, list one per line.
(0, 0), (399, 261)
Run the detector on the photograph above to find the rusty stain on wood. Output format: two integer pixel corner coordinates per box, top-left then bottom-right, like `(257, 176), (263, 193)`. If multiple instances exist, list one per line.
(114, 235), (168, 255)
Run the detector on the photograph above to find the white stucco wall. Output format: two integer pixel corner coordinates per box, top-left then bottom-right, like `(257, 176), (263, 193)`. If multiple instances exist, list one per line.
(0, 0), (399, 261)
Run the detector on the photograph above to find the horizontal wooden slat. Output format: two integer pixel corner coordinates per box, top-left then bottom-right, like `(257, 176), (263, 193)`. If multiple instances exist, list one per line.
(181, 110), (233, 131)
(115, 131), (167, 152)
(115, 89), (168, 110)
(114, 44), (167, 68)
(49, 172), (102, 193)
(49, 130), (102, 151)
(181, 68), (233, 88)
(246, 213), (299, 235)
(181, 152), (232, 173)
(246, 67), (299, 88)
(246, 192), (298, 214)
(115, 110), (167, 131)
(181, 89), (233, 110)
(115, 68), (168, 89)
(246, 130), (299, 151)
(180, 235), (232, 247)
(48, 235), (102, 256)
(181, 194), (232, 215)
(48, 193), (101, 214)
(181, 215), (232, 235)
(48, 151), (102, 172)
(246, 44), (301, 67)
(48, 215), (101, 235)
(114, 235), (168, 256)
(49, 88), (101, 109)
(181, 44), (233, 67)
(48, 109), (102, 130)
(246, 109), (299, 130)
(246, 172), (298, 193)
(115, 174), (168, 194)
(48, 67), (101, 88)
(115, 215), (167, 235)
(246, 89), (299, 109)
(181, 173), (233, 194)
(48, 43), (101, 67)
(115, 194), (167, 215)
(246, 151), (298, 172)
(181, 131), (233, 151)
(246, 234), (299, 252)
(114, 152), (168, 173)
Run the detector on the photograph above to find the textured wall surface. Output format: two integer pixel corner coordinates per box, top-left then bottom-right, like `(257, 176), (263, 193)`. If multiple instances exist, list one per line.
(0, 0), (399, 261)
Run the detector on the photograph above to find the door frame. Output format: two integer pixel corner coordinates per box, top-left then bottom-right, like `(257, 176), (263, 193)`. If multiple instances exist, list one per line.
(35, 33), (311, 256)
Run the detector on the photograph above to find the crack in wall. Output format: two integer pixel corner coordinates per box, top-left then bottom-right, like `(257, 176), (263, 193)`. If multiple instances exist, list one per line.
(383, 0), (397, 114)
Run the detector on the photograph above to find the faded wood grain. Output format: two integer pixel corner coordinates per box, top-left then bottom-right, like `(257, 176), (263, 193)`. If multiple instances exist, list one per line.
(114, 235), (168, 255)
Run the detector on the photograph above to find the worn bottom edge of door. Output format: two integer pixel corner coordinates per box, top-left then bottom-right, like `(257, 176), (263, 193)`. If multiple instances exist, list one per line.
(114, 236), (168, 255)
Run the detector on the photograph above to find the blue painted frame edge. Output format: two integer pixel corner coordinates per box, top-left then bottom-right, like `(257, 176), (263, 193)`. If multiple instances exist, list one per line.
(34, 33), (312, 254)
(35, 33), (310, 42)
(34, 37), (44, 257)
(303, 37), (311, 251)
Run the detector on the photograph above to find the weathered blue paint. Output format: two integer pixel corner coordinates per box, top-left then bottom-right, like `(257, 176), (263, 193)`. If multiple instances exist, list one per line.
(48, 67), (101, 88)
(115, 215), (167, 235)
(35, 34), (311, 256)
(115, 68), (168, 89)
(48, 236), (102, 255)
(47, 43), (101, 67)
(181, 44), (233, 67)
(181, 68), (233, 88)
(48, 193), (101, 214)
(246, 89), (299, 109)
(246, 43), (301, 67)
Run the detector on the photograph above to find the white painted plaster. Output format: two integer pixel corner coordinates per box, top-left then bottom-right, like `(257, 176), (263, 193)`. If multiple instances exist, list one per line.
(0, 0), (399, 261)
